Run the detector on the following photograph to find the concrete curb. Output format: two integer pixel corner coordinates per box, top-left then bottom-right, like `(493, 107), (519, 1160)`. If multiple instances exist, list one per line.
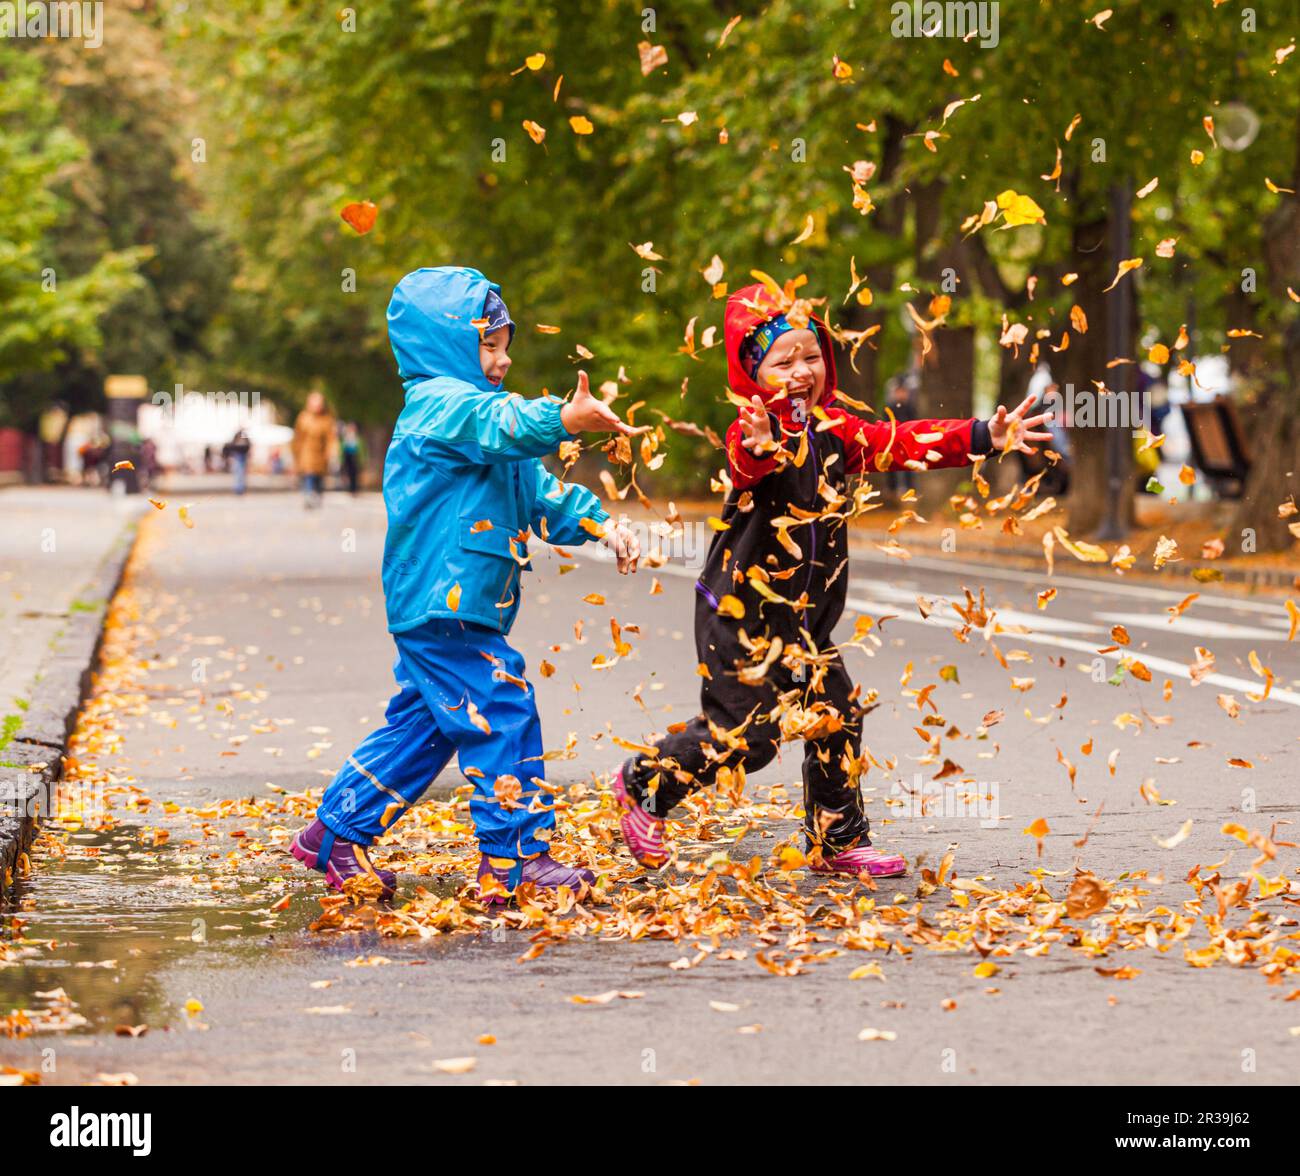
(0, 513), (140, 903)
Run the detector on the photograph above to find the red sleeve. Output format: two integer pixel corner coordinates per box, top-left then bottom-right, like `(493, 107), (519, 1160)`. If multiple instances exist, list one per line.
(837, 415), (987, 475)
(725, 416), (781, 490)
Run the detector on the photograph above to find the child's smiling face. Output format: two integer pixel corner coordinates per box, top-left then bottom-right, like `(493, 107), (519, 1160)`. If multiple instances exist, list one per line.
(755, 327), (825, 405)
(479, 325), (512, 386)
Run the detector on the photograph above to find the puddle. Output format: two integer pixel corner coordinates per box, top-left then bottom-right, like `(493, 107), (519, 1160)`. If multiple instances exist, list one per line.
(1, 828), (319, 1035)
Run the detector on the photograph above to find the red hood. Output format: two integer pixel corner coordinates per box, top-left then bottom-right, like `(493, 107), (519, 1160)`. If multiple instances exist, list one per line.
(723, 282), (839, 418)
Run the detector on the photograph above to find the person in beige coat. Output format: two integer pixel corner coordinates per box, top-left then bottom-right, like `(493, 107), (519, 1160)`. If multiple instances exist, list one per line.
(291, 391), (336, 508)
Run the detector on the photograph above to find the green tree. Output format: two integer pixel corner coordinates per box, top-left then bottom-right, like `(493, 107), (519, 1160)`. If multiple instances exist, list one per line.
(0, 44), (144, 427)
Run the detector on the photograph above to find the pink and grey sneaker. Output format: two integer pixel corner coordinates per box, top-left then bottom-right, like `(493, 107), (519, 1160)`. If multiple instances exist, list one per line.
(611, 762), (668, 868)
(476, 853), (596, 906)
(291, 818), (397, 899)
(810, 842), (908, 879)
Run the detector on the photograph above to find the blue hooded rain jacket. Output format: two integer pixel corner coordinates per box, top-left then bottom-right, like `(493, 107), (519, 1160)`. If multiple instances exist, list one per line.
(381, 267), (609, 634)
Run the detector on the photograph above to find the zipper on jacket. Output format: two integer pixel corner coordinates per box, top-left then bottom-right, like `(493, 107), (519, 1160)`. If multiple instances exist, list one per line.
(804, 419), (818, 598)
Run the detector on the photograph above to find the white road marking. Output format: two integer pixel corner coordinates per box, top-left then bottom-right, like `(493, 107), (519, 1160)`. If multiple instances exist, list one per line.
(1097, 611), (1292, 643)
(856, 578), (1103, 635)
(851, 544), (1293, 619)
(558, 542), (1300, 708)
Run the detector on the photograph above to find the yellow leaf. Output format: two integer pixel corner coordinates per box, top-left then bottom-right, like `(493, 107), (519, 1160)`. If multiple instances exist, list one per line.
(995, 189), (1046, 227)
(447, 583), (462, 611)
(848, 963), (885, 981)
(716, 594), (745, 619)
(1103, 258), (1143, 292)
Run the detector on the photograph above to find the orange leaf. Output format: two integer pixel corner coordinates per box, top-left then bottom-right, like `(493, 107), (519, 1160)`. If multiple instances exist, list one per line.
(340, 201), (378, 235)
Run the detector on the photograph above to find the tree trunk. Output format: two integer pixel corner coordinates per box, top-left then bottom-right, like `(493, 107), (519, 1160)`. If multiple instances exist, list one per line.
(911, 179), (976, 506)
(1229, 109), (1300, 552)
(361, 422), (391, 490)
(1061, 210), (1135, 535)
(833, 115), (908, 407)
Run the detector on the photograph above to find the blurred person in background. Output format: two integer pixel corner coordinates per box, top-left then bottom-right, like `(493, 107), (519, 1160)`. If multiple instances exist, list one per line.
(224, 428), (252, 496)
(339, 421), (364, 495)
(292, 391), (336, 508)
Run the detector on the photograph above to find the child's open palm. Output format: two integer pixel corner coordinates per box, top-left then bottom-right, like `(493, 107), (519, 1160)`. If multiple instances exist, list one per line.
(738, 395), (775, 454)
(988, 390), (1054, 455)
(561, 372), (634, 436)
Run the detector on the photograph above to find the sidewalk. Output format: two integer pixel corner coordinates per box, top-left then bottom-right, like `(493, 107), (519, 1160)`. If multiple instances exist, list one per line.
(0, 486), (143, 900)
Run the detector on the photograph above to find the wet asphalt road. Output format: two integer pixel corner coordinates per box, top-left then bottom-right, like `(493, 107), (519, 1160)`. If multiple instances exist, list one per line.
(3, 488), (1298, 1086)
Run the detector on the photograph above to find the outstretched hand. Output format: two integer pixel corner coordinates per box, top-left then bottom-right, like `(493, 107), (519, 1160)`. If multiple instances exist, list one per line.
(561, 371), (634, 436)
(738, 395), (775, 454)
(988, 390), (1054, 455)
(601, 520), (641, 574)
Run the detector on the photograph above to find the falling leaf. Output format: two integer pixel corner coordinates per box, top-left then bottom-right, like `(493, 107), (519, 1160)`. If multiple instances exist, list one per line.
(340, 201), (378, 234)
(637, 41), (668, 75)
(1103, 258), (1143, 292)
(569, 115), (594, 135)
(996, 189), (1046, 227)
(1066, 873), (1111, 918)
(1155, 820), (1193, 849)
(789, 214), (816, 246)
(1024, 817), (1050, 857)
(716, 594), (745, 619)
(447, 583), (462, 612)
(718, 14), (743, 45)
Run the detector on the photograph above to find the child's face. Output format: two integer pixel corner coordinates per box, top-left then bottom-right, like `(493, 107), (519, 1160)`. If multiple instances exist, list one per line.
(479, 326), (512, 386)
(755, 328), (825, 404)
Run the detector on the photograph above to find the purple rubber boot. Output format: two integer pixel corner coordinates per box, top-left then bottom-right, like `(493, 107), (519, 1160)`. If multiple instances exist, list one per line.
(476, 853), (596, 906)
(291, 818), (397, 899)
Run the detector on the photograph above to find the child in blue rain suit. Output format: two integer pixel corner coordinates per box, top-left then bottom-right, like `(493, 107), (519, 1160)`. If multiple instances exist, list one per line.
(292, 266), (639, 902)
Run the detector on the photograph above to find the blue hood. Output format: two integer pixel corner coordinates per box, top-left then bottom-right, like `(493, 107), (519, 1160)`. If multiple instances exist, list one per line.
(387, 266), (500, 393)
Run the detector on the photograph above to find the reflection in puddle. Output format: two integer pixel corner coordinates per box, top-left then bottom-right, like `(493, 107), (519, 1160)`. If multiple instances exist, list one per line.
(2, 828), (316, 1035)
